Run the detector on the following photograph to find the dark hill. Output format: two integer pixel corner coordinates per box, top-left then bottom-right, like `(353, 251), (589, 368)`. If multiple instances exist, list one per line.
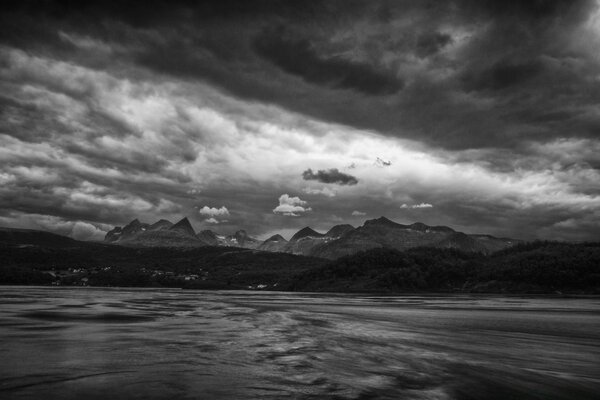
(436, 232), (488, 253)
(0, 227), (80, 248)
(291, 242), (600, 294)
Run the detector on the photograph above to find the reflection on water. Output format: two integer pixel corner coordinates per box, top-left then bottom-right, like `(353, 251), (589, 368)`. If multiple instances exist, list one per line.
(0, 287), (599, 399)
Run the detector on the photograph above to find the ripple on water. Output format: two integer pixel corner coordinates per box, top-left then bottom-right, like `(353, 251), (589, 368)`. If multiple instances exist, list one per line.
(1, 289), (598, 400)
(19, 310), (155, 323)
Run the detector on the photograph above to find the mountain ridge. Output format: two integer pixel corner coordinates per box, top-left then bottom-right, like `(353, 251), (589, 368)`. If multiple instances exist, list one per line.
(100, 216), (519, 257)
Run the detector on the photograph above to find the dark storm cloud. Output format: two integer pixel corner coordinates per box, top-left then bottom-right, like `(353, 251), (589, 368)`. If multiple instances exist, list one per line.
(302, 169), (358, 186)
(415, 32), (452, 59)
(253, 28), (403, 95)
(459, 0), (590, 19)
(462, 59), (545, 91)
(3, 0), (598, 150)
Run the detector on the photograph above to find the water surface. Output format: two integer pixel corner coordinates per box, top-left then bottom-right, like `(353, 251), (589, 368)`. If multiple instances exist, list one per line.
(1, 287), (599, 399)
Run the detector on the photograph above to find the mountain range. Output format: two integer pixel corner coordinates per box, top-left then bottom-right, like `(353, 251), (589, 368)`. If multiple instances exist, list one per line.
(2, 225), (597, 294)
(104, 216), (518, 259)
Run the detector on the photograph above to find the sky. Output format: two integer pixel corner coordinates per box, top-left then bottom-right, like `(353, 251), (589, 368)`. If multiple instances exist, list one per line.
(1, 0), (599, 242)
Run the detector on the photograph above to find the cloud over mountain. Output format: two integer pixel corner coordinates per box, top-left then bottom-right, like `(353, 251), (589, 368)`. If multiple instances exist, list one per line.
(273, 194), (311, 217)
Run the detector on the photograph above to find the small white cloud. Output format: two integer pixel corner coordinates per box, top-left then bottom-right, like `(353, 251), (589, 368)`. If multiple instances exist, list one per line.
(273, 194), (312, 217)
(199, 206), (230, 224)
(402, 203), (433, 209)
(199, 206), (230, 217)
(413, 203), (433, 208)
(303, 187), (336, 197)
(352, 210), (366, 216)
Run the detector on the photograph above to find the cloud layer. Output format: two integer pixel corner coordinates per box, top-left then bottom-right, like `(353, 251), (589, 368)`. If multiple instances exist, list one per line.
(0, 0), (598, 241)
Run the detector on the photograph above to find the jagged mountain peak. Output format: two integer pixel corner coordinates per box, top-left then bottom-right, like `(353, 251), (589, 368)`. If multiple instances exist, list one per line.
(105, 218), (149, 242)
(265, 234), (286, 242)
(125, 218), (142, 227)
(169, 217), (196, 237)
(149, 219), (173, 231)
(123, 218), (149, 232)
(291, 227), (324, 241)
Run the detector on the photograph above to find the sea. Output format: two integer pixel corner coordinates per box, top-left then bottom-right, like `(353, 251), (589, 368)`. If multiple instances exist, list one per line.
(1, 286), (599, 399)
